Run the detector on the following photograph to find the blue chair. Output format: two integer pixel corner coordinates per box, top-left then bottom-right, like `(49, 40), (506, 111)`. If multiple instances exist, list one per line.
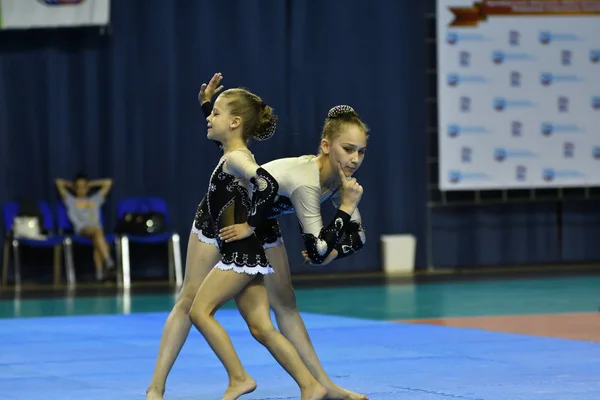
(116, 197), (182, 288)
(2, 201), (73, 288)
(55, 201), (120, 284)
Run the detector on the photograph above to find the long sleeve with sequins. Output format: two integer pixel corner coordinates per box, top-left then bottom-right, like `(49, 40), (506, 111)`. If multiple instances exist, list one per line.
(224, 150), (279, 229)
(290, 185), (352, 265)
(333, 220), (366, 260)
(329, 192), (367, 260)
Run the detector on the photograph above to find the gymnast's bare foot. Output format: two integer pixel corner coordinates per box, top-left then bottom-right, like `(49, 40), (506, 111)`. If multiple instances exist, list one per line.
(145, 387), (164, 400)
(222, 375), (257, 400)
(301, 382), (327, 400)
(324, 384), (368, 400)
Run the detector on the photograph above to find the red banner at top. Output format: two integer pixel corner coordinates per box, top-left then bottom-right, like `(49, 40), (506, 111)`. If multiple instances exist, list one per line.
(449, 0), (600, 27)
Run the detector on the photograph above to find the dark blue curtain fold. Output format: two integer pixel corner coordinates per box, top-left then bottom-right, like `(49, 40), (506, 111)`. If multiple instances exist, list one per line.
(561, 201), (600, 262)
(431, 204), (560, 268)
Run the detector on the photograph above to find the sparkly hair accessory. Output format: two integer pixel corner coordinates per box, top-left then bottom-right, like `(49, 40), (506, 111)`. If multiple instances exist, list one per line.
(327, 105), (358, 119)
(253, 116), (277, 141)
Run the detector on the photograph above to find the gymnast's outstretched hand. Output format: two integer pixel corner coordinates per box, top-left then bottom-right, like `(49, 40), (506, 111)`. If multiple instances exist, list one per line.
(198, 72), (224, 105)
(302, 249), (338, 266)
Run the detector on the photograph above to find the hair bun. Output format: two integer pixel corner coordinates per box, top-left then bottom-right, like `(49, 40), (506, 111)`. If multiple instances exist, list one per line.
(253, 118), (277, 141)
(327, 105), (358, 119)
(253, 103), (278, 141)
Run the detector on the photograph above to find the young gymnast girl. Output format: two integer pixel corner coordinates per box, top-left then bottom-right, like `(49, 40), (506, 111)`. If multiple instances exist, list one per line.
(218, 104), (369, 400)
(188, 86), (329, 400)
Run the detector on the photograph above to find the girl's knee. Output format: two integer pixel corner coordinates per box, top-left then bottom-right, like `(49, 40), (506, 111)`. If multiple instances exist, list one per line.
(188, 305), (208, 326)
(188, 297), (215, 327)
(247, 322), (277, 344)
(270, 287), (298, 313)
(176, 280), (204, 314)
(174, 293), (195, 314)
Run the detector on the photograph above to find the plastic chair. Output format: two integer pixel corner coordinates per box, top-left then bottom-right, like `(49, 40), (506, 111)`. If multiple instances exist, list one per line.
(2, 200), (72, 288)
(116, 197), (182, 288)
(55, 201), (120, 284)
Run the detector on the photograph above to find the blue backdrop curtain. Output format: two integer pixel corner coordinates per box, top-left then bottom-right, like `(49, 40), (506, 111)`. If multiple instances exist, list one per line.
(0, 0), (428, 280)
(1, 0), (598, 283)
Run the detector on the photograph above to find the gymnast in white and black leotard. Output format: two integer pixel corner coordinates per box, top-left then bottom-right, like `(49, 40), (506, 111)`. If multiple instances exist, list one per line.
(187, 87), (329, 400)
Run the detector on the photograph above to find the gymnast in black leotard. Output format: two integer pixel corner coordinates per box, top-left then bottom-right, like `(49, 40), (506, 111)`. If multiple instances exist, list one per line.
(187, 87), (328, 400)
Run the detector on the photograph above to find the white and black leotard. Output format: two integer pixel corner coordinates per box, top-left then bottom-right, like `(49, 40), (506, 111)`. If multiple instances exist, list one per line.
(261, 156), (366, 264)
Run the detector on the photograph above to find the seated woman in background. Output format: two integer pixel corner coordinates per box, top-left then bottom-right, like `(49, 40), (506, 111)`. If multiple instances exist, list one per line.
(55, 173), (115, 281)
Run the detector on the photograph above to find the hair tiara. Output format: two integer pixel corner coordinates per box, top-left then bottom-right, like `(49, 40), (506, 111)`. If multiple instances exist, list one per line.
(327, 105), (358, 119)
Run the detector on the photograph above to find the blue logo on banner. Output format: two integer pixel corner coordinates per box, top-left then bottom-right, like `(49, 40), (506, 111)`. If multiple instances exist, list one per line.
(446, 32), (488, 45)
(539, 31), (551, 44)
(590, 50), (600, 63)
(540, 73), (582, 86)
(492, 51), (504, 64)
(447, 32), (459, 45)
(493, 97), (535, 111)
(447, 74), (459, 87)
(539, 31), (580, 45)
(593, 146), (600, 160)
(542, 168), (555, 181)
(460, 96), (471, 112)
(509, 30), (520, 46)
(447, 125), (459, 137)
(542, 168), (584, 181)
(541, 123), (583, 136)
(447, 124), (488, 137)
(516, 165), (527, 181)
(494, 148), (536, 162)
(563, 142), (574, 158)
(558, 96), (569, 112)
(492, 51), (534, 64)
(447, 73), (488, 86)
(561, 50), (572, 66)
(592, 96), (600, 110)
(449, 171), (460, 183)
(494, 98), (506, 111)
(512, 121), (522, 136)
(494, 148), (507, 162)
(541, 123), (552, 136)
(461, 147), (472, 163)
(459, 51), (470, 67)
(510, 71), (521, 87)
(448, 170), (490, 184)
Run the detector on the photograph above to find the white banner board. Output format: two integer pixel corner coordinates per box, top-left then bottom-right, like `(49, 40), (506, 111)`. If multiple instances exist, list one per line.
(0, 0), (109, 30)
(437, 0), (600, 190)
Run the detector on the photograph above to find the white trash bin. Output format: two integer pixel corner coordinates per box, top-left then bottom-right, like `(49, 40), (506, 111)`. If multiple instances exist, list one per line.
(380, 234), (416, 275)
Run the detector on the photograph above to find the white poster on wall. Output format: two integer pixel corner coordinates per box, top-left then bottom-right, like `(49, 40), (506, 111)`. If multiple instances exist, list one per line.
(0, 0), (110, 30)
(437, 0), (600, 190)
